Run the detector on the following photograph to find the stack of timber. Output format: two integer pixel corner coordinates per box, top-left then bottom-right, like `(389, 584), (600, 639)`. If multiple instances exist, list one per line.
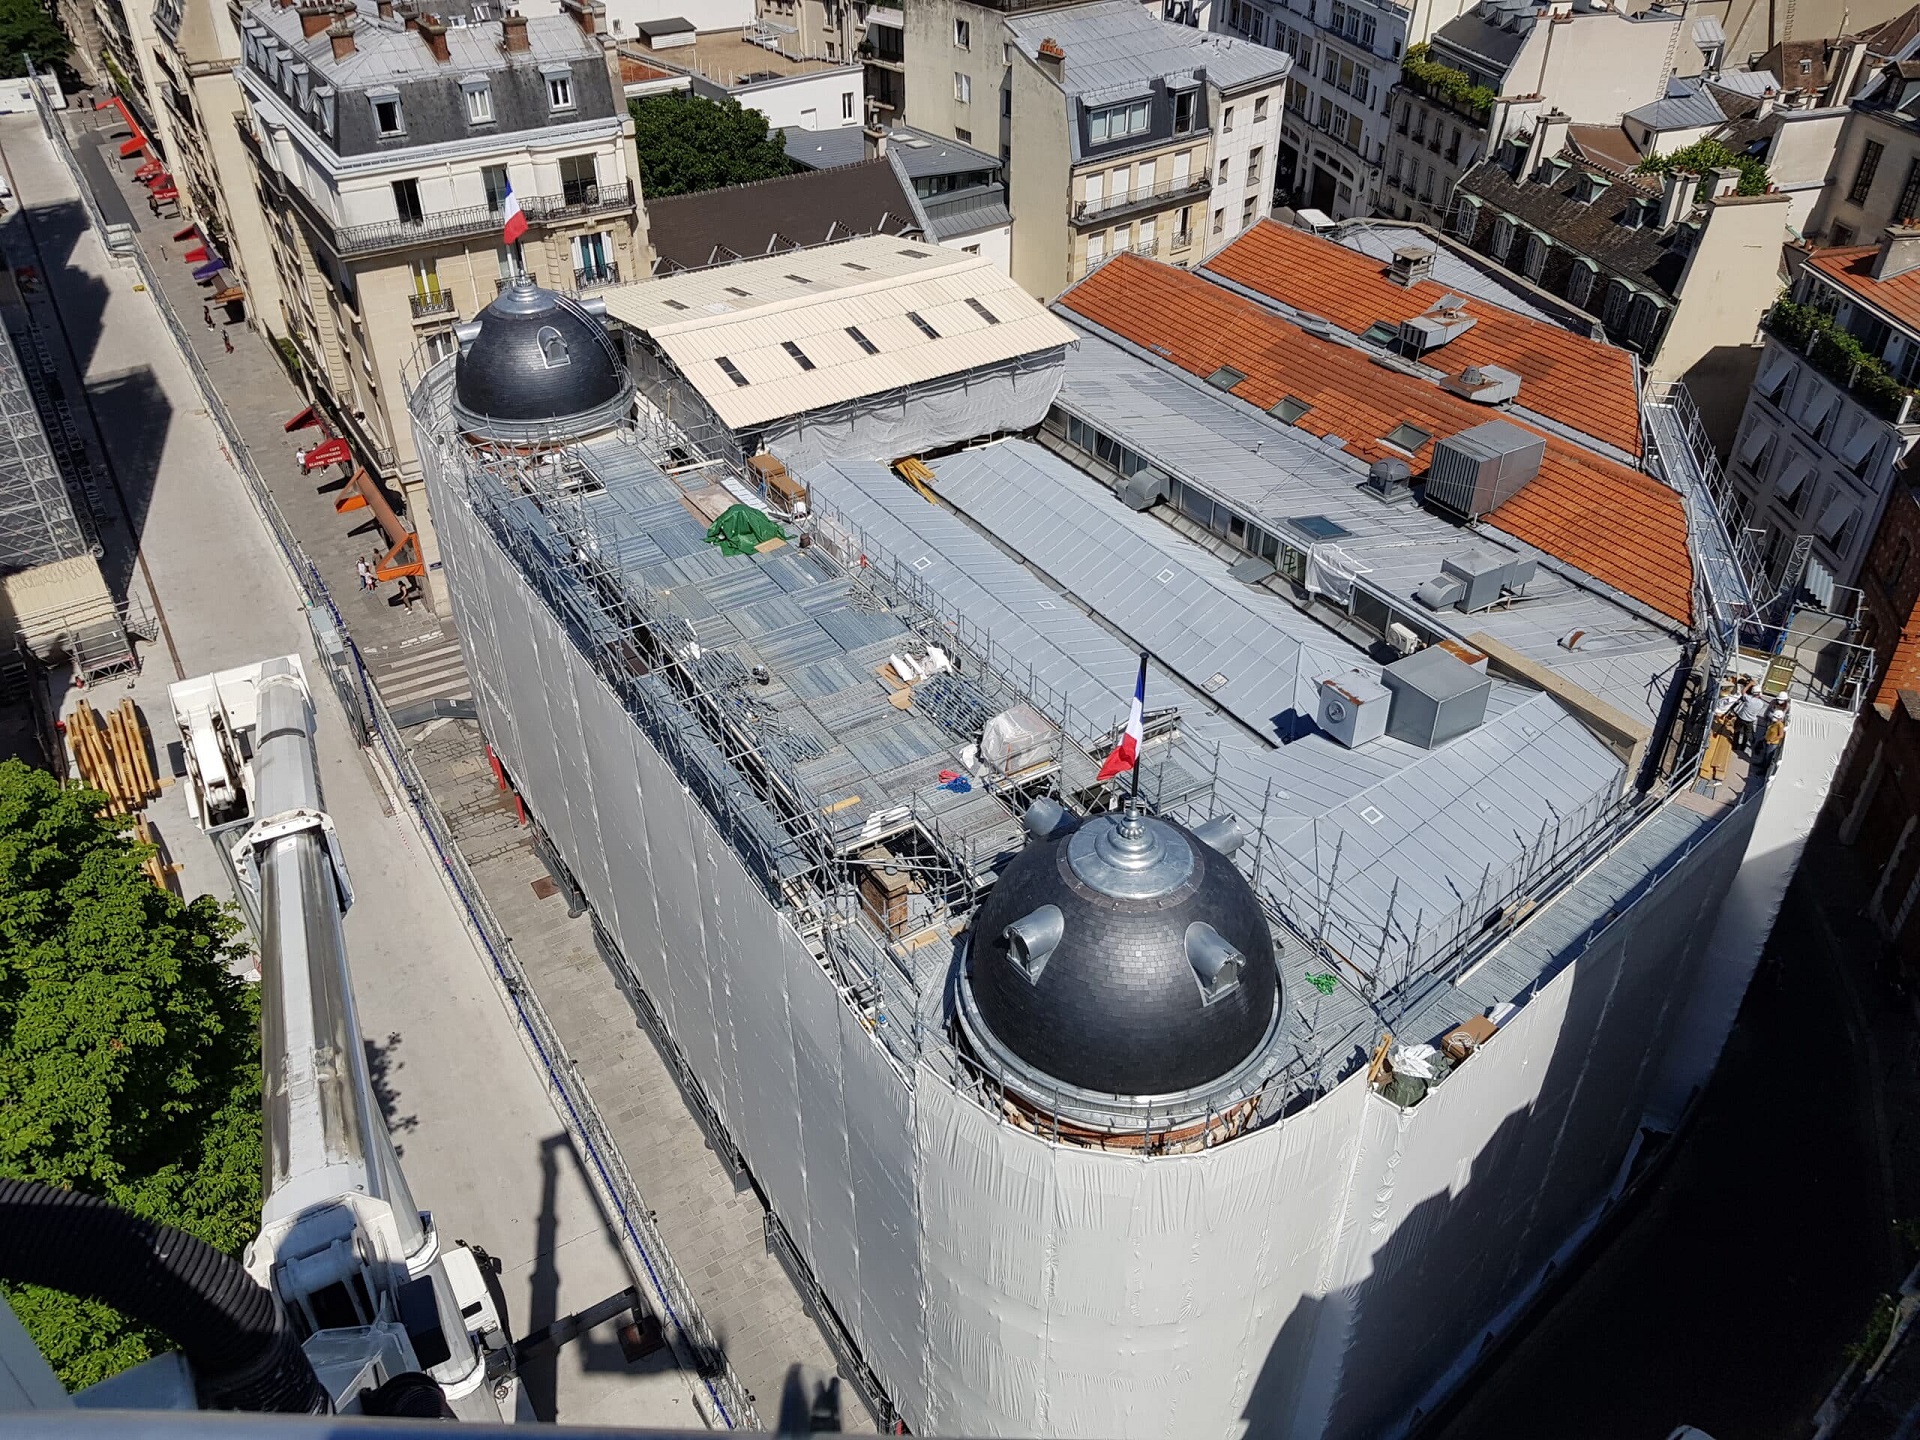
(66, 698), (159, 816)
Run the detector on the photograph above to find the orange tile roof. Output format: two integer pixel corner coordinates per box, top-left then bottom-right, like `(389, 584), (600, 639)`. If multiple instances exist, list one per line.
(1059, 253), (1695, 627)
(1808, 244), (1920, 335)
(1204, 220), (1645, 460)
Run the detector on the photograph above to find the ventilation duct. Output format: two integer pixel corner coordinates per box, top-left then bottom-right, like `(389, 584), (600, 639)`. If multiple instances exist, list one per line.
(1443, 363), (1523, 405)
(1398, 298), (1476, 352)
(1380, 647), (1492, 748)
(1423, 420), (1546, 519)
(1414, 550), (1538, 613)
(1190, 814), (1246, 857)
(1362, 456), (1415, 504)
(1004, 904), (1065, 982)
(1316, 669), (1392, 748)
(1116, 466), (1170, 511)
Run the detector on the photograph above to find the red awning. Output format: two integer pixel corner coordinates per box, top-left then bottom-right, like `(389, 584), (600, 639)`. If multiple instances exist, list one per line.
(136, 159), (165, 180)
(283, 405), (318, 432)
(184, 244), (208, 263)
(305, 437), (351, 468)
(142, 168), (171, 187)
(150, 187), (178, 203)
(171, 222), (197, 240)
(119, 134), (148, 157)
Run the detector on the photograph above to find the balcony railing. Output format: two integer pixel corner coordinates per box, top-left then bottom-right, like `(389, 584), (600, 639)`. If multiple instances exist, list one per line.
(1763, 299), (1918, 425)
(327, 181), (635, 258)
(409, 290), (456, 319)
(574, 261), (620, 290)
(1074, 172), (1210, 223)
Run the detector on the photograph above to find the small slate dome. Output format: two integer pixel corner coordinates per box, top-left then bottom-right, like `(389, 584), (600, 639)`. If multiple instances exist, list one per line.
(451, 277), (632, 443)
(957, 805), (1280, 1115)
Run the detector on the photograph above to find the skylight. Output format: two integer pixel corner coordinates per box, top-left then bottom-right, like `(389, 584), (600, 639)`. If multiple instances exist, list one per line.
(907, 311), (941, 339)
(898, 247), (929, 258)
(781, 340), (816, 371)
(964, 296), (1000, 325)
(662, 299), (688, 311)
(1207, 366), (1247, 391)
(843, 261), (870, 271)
(785, 273), (814, 284)
(1360, 322), (1400, 346)
(846, 325), (879, 354)
(715, 356), (750, 387)
(1288, 515), (1351, 542)
(1269, 396), (1312, 424)
(1383, 421), (1433, 452)
(725, 285), (750, 297)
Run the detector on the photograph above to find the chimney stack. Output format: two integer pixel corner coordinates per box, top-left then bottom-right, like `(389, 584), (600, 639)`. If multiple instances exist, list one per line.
(327, 16), (355, 57)
(399, 2), (420, 31)
(1520, 107), (1570, 180)
(375, 0), (392, 18)
(1874, 224), (1920, 280)
(1037, 36), (1064, 80)
(501, 9), (528, 49)
(418, 14), (450, 61)
(863, 123), (888, 159)
(560, 0), (601, 34)
(298, 3), (332, 37)
(1657, 168), (1696, 228)
(1707, 165), (1742, 200)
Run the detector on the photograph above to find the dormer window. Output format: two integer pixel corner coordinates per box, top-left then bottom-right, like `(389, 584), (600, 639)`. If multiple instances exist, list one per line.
(316, 86), (335, 137)
(1578, 172), (1609, 204)
(1088, 98), (1149, 143)
(370, 89), (404, 136)
(463, 77), (492, 124)
(537, 326), (571, 369)
(543, 66), (575, 112)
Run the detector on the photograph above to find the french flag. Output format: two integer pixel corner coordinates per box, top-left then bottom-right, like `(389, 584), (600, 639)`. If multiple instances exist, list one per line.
(501, 180), (528, 245)
(1096, 653), (1148, 783)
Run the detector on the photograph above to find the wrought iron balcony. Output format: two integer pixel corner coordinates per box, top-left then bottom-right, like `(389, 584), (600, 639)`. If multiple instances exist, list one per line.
(409, 290), (456, 319)
(1073, 172), (1210, 224)
(326, 181), (635, 258)
(574, 261), (620, 291)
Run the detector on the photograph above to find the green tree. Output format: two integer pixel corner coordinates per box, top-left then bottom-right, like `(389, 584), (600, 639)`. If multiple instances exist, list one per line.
(1635, 138), (1771, 200)
(0, 0), (69, 79)
(0, 761), (260, 1390)
(629, 92), (795, 199)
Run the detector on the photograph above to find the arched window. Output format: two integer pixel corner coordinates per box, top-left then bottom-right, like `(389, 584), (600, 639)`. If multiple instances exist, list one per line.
(537, 326), (571, 369)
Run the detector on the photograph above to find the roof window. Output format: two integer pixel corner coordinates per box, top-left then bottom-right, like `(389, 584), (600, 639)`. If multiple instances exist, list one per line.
(1289, 515), (1351, 541)
(907, 310), (941, 339)
(846, 325), (879, 354)
(1269, 396), (1312, 424)
(662, 299), (688, 311)
(784, 273), (813, 284)
(1360, 321), (1400, 346)
(724, 285), (750, 297)
(843, 261), (870, 271)
(1383, 421), (1432, 452)
(781, 340), (816, 371)
(715, 356), (750, 387)
(964, 296), (1000, 325)
(898, 247), (930, 258)
(1207, 366), (1247, 391)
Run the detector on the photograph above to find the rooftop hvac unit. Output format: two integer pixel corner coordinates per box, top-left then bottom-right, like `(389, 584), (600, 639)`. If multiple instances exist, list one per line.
(1116, 466), (1170, 511)
(1317, 670), (1392, 748)
(1424, 420), (1546, 519)
(1380, 647), (1492, 748)
(1362, 456), (1416, 504)
(1399, 298), (1476, 352)
(1386, 621), (1421, 655)
(1443, 363), (1523, 405)
(1414, 550), (1541, 613)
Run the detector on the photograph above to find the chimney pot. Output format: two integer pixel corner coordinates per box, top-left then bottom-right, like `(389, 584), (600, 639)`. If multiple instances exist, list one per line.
(417, 15), (450, 61)
(502, 9), (529, 48)
(1037, 36), (1064, 77)
(298, 3), (332, 36)
(863, 123), (888, 159)
(327, 17), (355, 56)
(1874, 224), (1920, 280)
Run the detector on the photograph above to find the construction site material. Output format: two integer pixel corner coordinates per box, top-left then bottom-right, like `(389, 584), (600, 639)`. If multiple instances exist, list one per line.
(66, 697), (158, 815)
(704, 504), (787, 557)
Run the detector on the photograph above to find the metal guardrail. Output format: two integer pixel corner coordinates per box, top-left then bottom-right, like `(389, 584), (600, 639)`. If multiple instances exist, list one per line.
(32, 81), (759, 1433)
(1074, 172), (1210, 223)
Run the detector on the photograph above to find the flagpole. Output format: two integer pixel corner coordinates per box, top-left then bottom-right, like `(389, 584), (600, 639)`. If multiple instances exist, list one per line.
(1130, 651), (1147, 810)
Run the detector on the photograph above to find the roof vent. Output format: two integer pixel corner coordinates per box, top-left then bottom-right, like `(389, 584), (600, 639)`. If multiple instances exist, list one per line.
(1415, 550), (1539, 612)
(1398, 299), (1476, 352)
(1316, 669), (1392, 748)
(1116, 466), (1169, 511)
(1388, 246), (1435, 287)
(1423, 420), (1546, 520)
(1443, 363), (1523, 404)
(1362, 456), (1416, 505)
(1295, 312), (1337, 339)
(1004, 904), (1065, 982)
(1379, 647), (1492, 748)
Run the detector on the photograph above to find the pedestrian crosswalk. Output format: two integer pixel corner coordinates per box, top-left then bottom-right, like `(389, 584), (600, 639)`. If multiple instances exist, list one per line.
(369, 627), (472, 708)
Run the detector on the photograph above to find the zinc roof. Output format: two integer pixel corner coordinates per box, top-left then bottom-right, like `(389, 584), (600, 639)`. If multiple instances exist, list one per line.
(1204, 220), (1645, 458)
(1004, 0), (1289, 98)
(1624, 75), (1729, 131)
(601, 238), (1076, 431)
(1058, 254), (1694, 625)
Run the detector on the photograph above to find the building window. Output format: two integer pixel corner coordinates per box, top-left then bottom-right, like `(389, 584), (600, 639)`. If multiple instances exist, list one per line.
(1601, 278), (1632, 331)
(1849, 140), (1884, 204)
(547, 73), (575, 111)
(1088, 100), (1148, 142)
(1241, 194), (1257, 226)
(1330, 0), (1377, 47)
(392, 177), (423, 224)
(372, 94), (403, 135)
(1897, 159), (1920, 224)
(1218, 156), (1230, 185)
(954, 71), (971, 104)
(560, 153), (597, 205)
(463, 81), (492, 125)
(1223, 104), (1235, 133)
(482, 163), (509, 213)
(842, 90), (854, 121)
(1176, 204), (1192, 243)
(423, 328), (456, 364)
(1087, 230), (1106, 263)
(1489, 214), (1514, 262)
(1565, 260), (1596, 309)
(955, 126), (972, 143)
(1174, 89), (1195, 132)
(954, 16), (970, 48)
(1254, 94), (1269, 122)
(1212, 206), (1225, 235)
(1833, 223), (1856, 247)
(1248, 147), (1263, 186)
(1522, 230), (1547, 280)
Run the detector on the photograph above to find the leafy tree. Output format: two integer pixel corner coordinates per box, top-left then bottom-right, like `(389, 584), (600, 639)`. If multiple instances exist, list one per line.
(1635, 138), (1771, 200)
(0, 0), (69, 79)
(629, 92), (795, 199)
(0, 761), (259, 1390)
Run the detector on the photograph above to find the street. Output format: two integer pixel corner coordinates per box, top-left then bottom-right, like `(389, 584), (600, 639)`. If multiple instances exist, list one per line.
(0, 107), (703, 1428)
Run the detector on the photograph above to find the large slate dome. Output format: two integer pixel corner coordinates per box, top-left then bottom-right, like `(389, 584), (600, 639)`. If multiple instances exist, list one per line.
(956, 805), (1280, 1118)
(450, 277), (632, 443)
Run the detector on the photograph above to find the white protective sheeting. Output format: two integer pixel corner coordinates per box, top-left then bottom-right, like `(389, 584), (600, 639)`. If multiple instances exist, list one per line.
(420, 440), (1778, 1440)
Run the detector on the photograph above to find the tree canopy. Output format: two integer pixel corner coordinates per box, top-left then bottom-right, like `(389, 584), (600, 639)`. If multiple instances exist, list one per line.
(0, 0), (68, 79)
(629, 92), (795, 199)
(1635, 138), (1771, 200)
(0, 761), (259, 1390)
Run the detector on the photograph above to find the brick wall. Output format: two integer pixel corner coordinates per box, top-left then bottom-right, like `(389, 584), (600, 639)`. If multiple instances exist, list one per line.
(1861, 479), (1920, 713)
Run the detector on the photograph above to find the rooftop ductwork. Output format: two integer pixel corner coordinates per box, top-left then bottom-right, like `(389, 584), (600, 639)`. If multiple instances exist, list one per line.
(1380, 646), (1492, 748)
(1398, 297), (1476, 352)
(1442, 363), (1522, 405)
(1414, 549), (1539, 613)
(1422, 420), (1546, 520)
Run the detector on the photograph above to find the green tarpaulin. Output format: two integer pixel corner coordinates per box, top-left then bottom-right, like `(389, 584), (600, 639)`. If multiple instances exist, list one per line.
(704, 504), (788, 557)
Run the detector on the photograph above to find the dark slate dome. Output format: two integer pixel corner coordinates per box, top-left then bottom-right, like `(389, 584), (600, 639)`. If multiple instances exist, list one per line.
(956, 805), (1280, 1115)
(450, 277), (632, 443)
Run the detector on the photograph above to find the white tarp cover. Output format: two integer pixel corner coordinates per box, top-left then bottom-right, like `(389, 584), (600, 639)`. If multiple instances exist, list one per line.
(422, 446), (1775, 1440)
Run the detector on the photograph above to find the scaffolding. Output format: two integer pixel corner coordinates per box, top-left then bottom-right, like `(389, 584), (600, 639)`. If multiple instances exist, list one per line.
(0, 304), (95, 574)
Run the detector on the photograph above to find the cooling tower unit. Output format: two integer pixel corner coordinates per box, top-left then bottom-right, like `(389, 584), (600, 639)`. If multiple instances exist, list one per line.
(1423, 420), (1546, 520)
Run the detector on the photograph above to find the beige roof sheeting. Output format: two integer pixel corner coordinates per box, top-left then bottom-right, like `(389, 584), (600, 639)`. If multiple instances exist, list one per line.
(601, 238), (1077, 430)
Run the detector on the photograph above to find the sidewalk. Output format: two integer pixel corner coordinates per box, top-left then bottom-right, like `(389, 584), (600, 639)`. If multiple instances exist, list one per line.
(52, 106), (864, 1427)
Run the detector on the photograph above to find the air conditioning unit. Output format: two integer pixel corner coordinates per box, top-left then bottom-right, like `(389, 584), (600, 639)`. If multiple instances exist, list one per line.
(1443, 363), (1523, 405)
(1317, 670), (1392, 748)
(1424, 420), (1547, 519)
(1386, 622), (1422, 655)
(1381, 647), (1492, 749)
